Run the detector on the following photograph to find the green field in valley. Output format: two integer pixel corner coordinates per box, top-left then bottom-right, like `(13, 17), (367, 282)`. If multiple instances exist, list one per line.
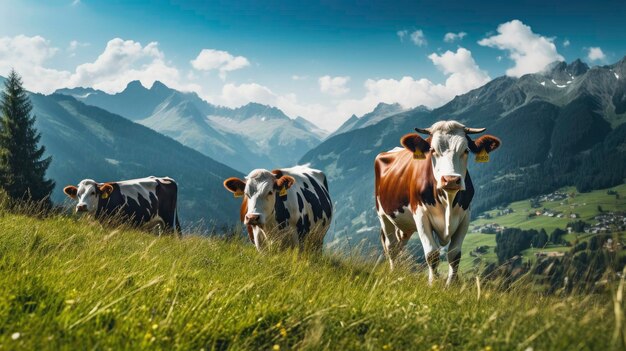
(462, 183), (626, 269)
(1, 210), (625, 350)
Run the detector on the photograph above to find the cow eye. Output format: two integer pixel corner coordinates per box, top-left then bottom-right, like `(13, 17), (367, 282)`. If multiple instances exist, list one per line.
(464, 149), (470, 154)
(91, 191), (95, 195)
(268, 191), (273, 196)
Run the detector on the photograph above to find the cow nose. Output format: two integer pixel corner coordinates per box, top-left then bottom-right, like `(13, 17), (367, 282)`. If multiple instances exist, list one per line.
(76, 204), (88, 212)
(245, 214), (260, 225)
(441, 176), (461, 189)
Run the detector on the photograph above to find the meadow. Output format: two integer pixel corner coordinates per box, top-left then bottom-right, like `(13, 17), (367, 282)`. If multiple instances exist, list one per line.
(0, 209), (624, 350)
(462, 183), (626, 268)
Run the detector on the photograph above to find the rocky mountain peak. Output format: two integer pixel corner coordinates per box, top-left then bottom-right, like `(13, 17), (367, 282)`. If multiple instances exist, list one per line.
(543, 59), (589, 81)
(123, 80), (147, 92)
(567, 59), (589, 76)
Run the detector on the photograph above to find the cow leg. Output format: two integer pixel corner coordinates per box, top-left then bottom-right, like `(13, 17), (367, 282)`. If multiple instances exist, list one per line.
(157, 202), (178, 234)
(379, 216), (406, 270)
(414, 208), (439, 285)
(142, 216), (166, 236)
(446, 212), (470, 286)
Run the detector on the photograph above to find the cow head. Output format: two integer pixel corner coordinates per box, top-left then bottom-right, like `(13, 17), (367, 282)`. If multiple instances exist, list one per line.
(63, 179), (114, 214)
(223, 169), (295, 227)
(401, 120), (500, 192)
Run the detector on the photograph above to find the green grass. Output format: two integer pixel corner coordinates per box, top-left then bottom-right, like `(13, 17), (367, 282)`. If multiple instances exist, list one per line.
(1, 211), (625, 350)
(459, 233), (498, 272)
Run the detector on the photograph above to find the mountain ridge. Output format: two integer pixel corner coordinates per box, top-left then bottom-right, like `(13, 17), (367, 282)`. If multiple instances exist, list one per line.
(56, 81), (325, 172)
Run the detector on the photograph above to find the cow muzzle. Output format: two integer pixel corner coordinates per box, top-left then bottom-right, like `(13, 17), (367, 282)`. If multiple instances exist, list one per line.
(244, 214), (262, 226)
(76, 204), (88, 213)
(440, 175), (462, 191)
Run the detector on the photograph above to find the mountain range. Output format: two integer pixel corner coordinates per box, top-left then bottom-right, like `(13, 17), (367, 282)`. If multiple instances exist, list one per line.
(300, 57), (626, 248)
(330, 102), (416, 138)
(26, 91), (243, 228)
(56, 82), (326, 173)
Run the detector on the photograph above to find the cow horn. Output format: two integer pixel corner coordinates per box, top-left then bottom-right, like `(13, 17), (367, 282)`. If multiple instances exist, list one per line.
(414, 127), (431, 135)
(464, 127), (486, 134)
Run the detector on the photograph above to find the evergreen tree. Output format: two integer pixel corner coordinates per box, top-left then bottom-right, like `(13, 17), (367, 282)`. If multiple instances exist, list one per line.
(531, 229), (549, 248)
(550, 228), (567, 244)
(0, 69), (54, 202)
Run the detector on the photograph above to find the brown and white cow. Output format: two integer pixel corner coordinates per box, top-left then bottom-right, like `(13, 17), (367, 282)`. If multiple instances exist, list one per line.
(63, 176), (181, 235)
(375, 121), (500, 285)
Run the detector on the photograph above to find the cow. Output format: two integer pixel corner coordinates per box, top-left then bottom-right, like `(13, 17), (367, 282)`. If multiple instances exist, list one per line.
(374, 120), (500, 285)
(63, 176), (181, 235)
(223, 165), (332, 251)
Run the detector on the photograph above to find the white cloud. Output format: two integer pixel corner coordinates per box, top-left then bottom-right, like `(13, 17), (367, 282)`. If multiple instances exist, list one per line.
(563, 39), (570, 47)
(68, 40), (89, 51)
(410, 30), (427, 46)
(0, 35), (70, 93)
(66, 38), (196, 93)
(587, 47), (606, 62)
(443, 32), (467, 43)
(0, 35), (58, 66)
(190, 49), (250, 80)
(428, 48), (490, 93)
(478, 19), (563, 77)
(397, 30), (408, 41)
(318, 75), (350, 96)
(67, 40), (89, 57)
(218, 83), (276, 107)
(0, 35), (200, 94)
(333, 48), (490, 123)
(291, 75), (308, 81)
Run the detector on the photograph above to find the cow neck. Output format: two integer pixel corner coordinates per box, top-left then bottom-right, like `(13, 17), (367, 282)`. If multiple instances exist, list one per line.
(437, 189), (459, 240)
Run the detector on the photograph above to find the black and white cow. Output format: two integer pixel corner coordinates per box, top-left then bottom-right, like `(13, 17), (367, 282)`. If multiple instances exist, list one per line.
(223, 166), (333, 251)
(63, 176), (181, 235)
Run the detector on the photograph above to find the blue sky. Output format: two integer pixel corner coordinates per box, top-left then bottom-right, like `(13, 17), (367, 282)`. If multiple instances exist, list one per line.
(1, 0), (624, 130)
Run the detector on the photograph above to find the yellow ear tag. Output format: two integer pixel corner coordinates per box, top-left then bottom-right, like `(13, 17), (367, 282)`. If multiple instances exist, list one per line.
(101, 193), (109, 199)
(279, 187), (288, 197)
(476, 149), (489, 163)
(234, 190), (244, 198)
(413, 149), (426, 160)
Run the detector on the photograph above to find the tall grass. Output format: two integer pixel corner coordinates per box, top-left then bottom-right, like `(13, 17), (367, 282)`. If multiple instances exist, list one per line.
(0, 207), (624, 350)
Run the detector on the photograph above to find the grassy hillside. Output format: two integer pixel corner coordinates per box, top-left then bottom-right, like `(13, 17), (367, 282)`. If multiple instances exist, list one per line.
(463, 183), (626, 268)
(1, 211), (624, 350)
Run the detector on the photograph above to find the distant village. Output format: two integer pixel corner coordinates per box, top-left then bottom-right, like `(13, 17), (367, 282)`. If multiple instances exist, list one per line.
(471, 189), (626, 260)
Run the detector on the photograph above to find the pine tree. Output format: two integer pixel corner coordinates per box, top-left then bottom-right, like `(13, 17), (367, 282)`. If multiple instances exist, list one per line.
(0, 69), (54, 203)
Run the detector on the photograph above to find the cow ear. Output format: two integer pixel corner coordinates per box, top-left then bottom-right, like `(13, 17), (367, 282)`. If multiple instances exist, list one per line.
(223, 177), (246, 194)
(275, 175), (296, 190)
(99, 183), (114, 198)
(469, 135), (501, 154)
(63, 185), (78, 199)
(401, 133), (430, 153)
